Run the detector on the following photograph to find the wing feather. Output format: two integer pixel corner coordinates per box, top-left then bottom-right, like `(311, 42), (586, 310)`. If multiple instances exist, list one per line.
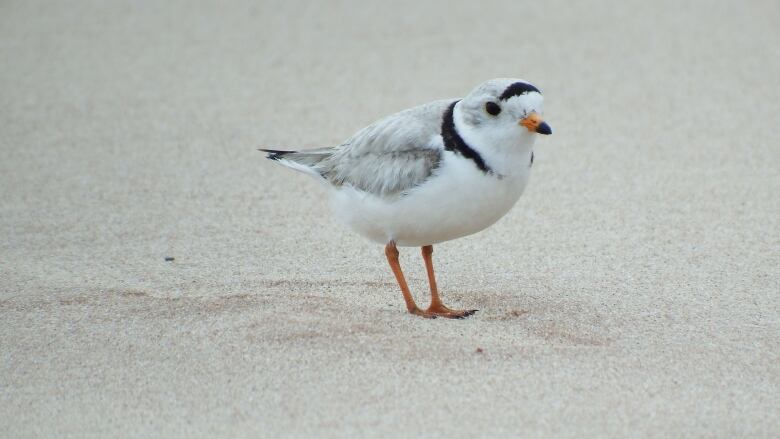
(320, 99), (453, 196)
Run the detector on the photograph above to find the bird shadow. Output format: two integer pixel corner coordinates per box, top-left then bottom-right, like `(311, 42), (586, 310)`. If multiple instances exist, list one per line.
(456, 289), (615, 347)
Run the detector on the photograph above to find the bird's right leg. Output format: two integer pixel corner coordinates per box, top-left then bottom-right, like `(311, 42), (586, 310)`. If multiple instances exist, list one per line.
(421, 245), (477, 319)
(384, 241), (434, 318)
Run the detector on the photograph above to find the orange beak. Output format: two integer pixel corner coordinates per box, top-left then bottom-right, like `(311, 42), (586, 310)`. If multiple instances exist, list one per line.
(519, 112), (552, 135)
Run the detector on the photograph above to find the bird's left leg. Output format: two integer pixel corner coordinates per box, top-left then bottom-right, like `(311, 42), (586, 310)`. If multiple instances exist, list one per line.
(385, 241), (433, 318)
(421, 245), (478, 319)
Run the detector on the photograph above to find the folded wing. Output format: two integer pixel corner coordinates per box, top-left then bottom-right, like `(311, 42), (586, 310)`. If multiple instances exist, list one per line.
(263, 100), (452, 197)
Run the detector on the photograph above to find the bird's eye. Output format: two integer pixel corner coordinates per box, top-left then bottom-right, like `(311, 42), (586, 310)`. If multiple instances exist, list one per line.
(485, 101), (501, 116)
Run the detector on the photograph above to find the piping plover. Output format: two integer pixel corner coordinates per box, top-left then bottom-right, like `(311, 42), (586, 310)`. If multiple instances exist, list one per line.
(260, 78), (551, 318)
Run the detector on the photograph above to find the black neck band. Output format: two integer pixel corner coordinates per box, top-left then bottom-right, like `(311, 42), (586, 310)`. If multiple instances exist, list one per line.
(441, 101), (492, 174)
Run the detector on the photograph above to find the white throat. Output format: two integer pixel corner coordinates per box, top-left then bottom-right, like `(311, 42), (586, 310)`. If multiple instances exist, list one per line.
(453, 102), (535, 177)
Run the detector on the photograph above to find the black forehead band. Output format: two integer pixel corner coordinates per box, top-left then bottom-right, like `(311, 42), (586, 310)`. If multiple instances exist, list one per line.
(498, 82), (541, 101)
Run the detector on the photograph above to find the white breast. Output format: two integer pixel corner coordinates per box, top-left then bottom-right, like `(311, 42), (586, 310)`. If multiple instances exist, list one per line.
(330, 150), (533, 247)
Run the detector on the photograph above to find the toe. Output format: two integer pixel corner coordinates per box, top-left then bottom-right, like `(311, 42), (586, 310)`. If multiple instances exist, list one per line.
(409, 307), (437, 319)
(441, 309), (478, 319)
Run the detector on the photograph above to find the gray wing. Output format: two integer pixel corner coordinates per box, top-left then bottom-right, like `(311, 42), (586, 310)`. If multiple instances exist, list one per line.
(318, 99), (454, 197)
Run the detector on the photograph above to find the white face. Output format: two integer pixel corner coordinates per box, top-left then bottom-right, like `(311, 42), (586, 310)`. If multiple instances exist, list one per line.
(458, 79), (551, 149)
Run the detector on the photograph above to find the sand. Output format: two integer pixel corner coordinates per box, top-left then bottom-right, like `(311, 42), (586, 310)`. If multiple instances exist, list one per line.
(1, 0), (779, 437)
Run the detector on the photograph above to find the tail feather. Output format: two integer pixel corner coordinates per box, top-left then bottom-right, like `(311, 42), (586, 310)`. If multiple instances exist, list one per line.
(258, 147), (333, 179)
(258, 148), (293, 161)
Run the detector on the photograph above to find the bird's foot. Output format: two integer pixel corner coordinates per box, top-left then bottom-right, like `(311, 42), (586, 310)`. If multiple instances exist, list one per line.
(408, 304), (478, 319)
(408, 307), (439, 319)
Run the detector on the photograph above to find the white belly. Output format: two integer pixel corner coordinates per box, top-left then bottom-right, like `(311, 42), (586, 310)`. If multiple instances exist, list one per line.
(330, 153), (531, 247)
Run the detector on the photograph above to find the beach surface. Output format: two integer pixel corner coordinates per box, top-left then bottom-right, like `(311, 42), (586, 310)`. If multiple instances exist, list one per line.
(1, 0), (779, 437)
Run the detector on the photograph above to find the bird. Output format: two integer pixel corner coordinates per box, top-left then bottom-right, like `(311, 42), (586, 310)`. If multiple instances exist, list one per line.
(260, 78), (551, 319)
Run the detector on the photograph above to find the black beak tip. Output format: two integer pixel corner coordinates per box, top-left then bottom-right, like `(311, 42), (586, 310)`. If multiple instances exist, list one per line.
(536, 121), (552, 135)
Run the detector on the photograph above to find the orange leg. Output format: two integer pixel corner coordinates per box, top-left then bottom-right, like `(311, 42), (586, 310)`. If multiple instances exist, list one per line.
(385, 241), (433, 318)
(421, 245), (477, 319)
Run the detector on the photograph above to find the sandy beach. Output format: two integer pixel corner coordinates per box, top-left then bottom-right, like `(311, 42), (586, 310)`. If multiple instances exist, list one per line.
(1, 0), (779, 437)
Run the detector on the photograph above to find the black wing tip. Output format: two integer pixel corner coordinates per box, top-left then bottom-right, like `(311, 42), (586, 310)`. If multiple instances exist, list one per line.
(257, 148), (294, 161)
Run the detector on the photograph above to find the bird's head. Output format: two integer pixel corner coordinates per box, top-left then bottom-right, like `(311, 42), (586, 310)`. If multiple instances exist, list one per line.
(456, 78), (551, 152)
